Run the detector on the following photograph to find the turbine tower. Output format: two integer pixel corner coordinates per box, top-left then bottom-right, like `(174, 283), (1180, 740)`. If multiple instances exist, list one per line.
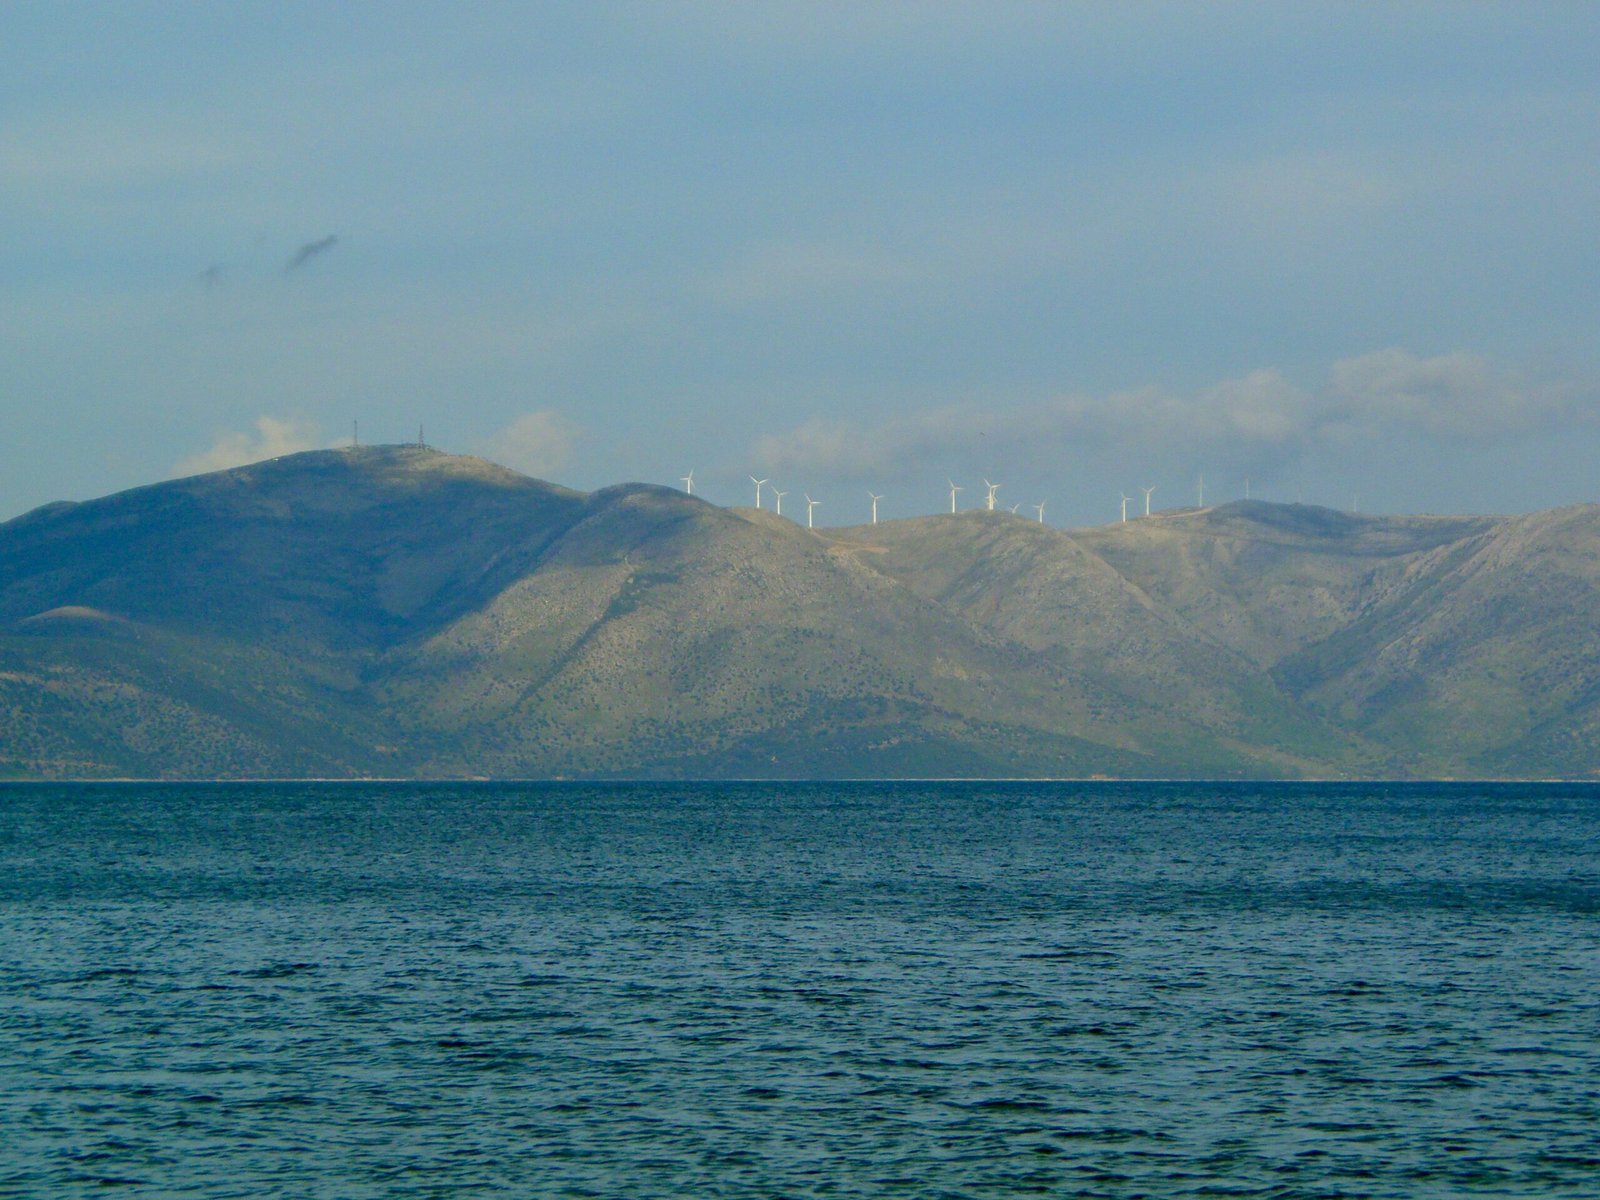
(772, 488), (787, 517)
(804, 494), (820, 529)
(984, 479), (999, 511)
(948, 480), (963, 513)
(1244, 476), (1251, 500)
(681, 469), (694, 495)
(1033, 502), (1046, 523)
(868, 492), (884, 524)
(749, 475), (768, 509)
(1120, 493), (1131, 523)
(1196, 474), (1205, 507)
(1141, 486), (1155, 516)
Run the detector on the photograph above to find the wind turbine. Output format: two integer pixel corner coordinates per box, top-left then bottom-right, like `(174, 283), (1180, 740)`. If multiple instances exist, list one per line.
(868, 492), (884, 524)
(1141, 486), (1155, 516)
(948, 480), (963, 513)
(1120, 493), (1131, 523)
(772, 488), (787, 517)
(984, 479), (999, 511)
(804, 494), (820, 529)
(1196, 474), (1205, 507)
(1244, 476), (1251, 500)
(1033, 502), (1046, 522)
(680, 469), (694, 495)
(1008, 502), (1020, 514)
(749, 475), (768, 509)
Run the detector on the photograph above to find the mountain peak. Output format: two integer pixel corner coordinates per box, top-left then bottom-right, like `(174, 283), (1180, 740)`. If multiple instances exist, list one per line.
(186, 443), (563, 494)
(4, 462), (1598, 780)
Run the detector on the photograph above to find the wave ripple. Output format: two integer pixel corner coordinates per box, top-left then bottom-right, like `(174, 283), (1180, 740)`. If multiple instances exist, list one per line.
(2, 780), (1597, 1197)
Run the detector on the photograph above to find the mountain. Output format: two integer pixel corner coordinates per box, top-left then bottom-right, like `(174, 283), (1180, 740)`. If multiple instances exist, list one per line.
(2, 446), (1597, 779)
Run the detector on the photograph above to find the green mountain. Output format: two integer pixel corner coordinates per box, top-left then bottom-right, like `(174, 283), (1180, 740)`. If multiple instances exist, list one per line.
(2, 446), (1596, 779)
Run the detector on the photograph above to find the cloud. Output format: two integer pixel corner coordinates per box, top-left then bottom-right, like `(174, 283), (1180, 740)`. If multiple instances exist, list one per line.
(480, 410), (580, 479)
(754, 373), (1314, 481)
(285, 235), (339, 273)
(172, 417), (319, 477)
(1326, 348), (1578, 440)
(754, 350), (1595, 480)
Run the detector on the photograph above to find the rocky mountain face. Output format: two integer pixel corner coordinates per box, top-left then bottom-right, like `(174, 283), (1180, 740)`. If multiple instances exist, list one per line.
(2, 446), (1596, 779)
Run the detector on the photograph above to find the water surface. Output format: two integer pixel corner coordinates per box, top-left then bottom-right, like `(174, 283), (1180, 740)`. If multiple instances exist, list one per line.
(2, 781), (1597, 1197)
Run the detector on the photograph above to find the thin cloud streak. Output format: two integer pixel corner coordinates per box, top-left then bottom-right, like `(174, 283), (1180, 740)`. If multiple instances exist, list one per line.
(285, 235), (339, 273)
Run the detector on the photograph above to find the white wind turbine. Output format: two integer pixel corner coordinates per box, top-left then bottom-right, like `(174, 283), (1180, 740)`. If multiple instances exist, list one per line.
(1120, 493), (1131, 523)
(1141, 485), (1155, 516)
(680, 469), (694, 495)
(1008, 502), (1020, 514)
(772, 488), (787, 517)
(868, 492), (884, 524)
(984, 479), (1000, 511)
(804, 494), (820, 529)
(1196, 474), (1205, 507)
(1033, 501), (1046, 523)
(749, 475), (768, 509)
(948, 479), (963, 513)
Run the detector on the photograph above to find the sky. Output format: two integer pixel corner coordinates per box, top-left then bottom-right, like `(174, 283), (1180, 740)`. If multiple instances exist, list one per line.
(3, 1), (1598, 527)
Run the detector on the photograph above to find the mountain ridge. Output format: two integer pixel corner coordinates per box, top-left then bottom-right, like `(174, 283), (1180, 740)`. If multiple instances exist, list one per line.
(3, 445), (1596, 780)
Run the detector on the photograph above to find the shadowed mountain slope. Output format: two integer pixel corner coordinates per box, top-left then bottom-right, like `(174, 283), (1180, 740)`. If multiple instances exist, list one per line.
(2, 449), (1596, 778)
(0, 447), (588, 648)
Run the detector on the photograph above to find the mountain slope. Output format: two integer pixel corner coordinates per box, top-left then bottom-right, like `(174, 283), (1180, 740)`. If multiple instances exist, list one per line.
(1269, 504), (1600, 774)
(0, 446), (588, 648)
(2, 448), (1596, 778)
(825, 514), (1372, 774)
(1073, 502), (1498, 669)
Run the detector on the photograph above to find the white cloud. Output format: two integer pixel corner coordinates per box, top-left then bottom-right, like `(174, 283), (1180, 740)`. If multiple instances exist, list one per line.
(480, 410), (580, 479)
(1201, 369), (1312, 443)
(171, 417), (319, 477)
(1326, 348), (1577, 439)
(753, 350), (1595, 480)
(754, 372), (1315, 481)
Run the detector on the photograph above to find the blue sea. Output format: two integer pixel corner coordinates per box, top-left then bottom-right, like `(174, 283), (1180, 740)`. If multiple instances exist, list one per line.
(2, 782), (1597, 1198)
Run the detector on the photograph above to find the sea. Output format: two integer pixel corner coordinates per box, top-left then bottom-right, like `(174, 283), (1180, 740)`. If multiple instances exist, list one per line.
(1, 781), (1597, 1198)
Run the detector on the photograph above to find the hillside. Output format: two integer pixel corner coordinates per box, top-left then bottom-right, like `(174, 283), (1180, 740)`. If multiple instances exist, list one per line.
(2, 446), (1596, 779)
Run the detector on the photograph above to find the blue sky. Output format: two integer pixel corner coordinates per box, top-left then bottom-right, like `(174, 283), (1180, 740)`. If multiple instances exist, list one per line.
(3, 2), (1598, 525)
